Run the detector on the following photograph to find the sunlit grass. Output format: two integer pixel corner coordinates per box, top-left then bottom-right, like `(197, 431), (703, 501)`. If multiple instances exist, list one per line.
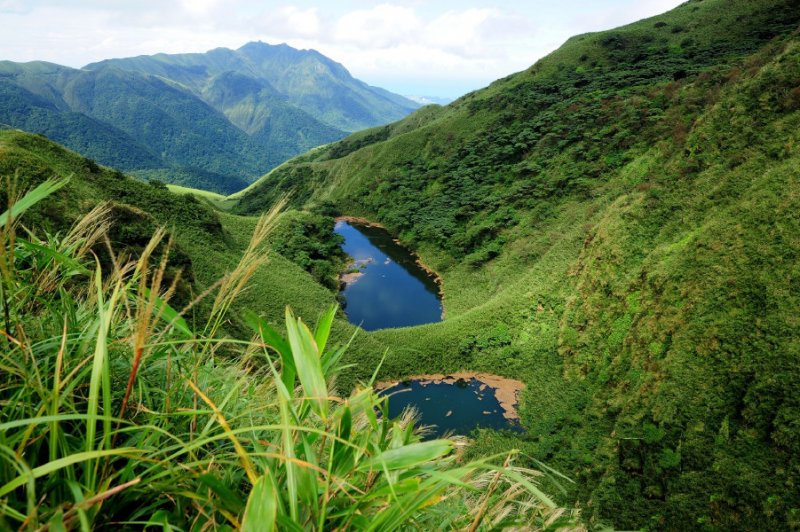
(0, 176), (576, 530)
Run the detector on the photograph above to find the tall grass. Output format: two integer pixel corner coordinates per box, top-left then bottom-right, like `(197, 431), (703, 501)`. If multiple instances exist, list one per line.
(0, 176), (577, 530)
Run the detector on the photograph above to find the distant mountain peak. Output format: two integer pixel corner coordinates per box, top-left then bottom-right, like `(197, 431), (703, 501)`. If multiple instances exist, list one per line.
(1, 41), (419, 194)
(239, 40), (290, 50)
(84, 41), (419, 133)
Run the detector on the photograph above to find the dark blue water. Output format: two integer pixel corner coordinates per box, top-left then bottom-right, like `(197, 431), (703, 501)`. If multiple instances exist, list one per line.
(382, 378), (521, 438)
(335, 221), (443, 331)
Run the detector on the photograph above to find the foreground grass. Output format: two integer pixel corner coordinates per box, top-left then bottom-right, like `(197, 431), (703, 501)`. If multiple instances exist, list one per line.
(0, 179), (575, 530)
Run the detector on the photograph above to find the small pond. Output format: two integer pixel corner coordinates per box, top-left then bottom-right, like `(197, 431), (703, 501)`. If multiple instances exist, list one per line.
(335, 220), (443, 331)
(379, 374), (524, 439)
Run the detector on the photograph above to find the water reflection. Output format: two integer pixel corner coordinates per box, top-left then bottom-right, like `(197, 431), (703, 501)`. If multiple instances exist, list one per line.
(335, 221), (443, 331)
(381, 378), (523, 439)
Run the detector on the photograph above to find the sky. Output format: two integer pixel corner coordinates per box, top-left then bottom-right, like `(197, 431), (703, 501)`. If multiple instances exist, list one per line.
(0, 0), (685, 99)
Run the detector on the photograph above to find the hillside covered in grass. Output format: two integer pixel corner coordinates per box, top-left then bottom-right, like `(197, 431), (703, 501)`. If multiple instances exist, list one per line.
(0, 128), (344, 330)
(0, 42), (420, 194)
(3, 0), (800, 529)
(0, 168), (573, 529)
(234, 0), (800, 528)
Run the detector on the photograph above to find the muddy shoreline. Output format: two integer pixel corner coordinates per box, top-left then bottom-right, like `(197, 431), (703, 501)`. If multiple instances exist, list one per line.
(376, 371), (525, 421)
(339, 257), (372, 286)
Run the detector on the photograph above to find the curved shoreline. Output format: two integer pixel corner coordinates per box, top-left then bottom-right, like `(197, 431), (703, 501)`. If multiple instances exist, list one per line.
(375, 371), (525, 421)
(335, 216), (446, 319)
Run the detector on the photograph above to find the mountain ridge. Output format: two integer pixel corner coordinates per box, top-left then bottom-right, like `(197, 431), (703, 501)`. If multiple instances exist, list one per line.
(0, 41), (419, 193)
(85, 41), (420, 133)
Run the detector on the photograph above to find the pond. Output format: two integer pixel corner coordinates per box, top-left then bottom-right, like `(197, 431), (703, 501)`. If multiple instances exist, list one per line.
(335, 220), (443, 331)
(378, 373), (524, 439)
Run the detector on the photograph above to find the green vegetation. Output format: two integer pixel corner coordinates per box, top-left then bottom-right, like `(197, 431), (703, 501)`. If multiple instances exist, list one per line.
(0, 180), (573, 529)
(167, 184), (239, 211)
(0, 74), (163, 169)
(0, 129), (348, 337)
(0, 41), (420, 194)
(234, 0), (800, 528)
(3, 0), (800, 529)
(88, 42), (420, 133)
(0, 62), (270, 194)
(266, 210), (347, 290)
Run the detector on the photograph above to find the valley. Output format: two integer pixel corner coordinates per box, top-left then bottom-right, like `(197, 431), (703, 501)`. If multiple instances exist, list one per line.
(1, 0), (800, 529)
(229, 0), (800, 526)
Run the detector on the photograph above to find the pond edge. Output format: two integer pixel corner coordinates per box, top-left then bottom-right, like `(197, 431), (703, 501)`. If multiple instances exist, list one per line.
(335, 216), (446, 319)
(375, 371), (525, 421)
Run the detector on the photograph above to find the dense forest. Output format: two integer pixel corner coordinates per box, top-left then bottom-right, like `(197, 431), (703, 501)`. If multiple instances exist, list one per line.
(1, 0), (799, 529)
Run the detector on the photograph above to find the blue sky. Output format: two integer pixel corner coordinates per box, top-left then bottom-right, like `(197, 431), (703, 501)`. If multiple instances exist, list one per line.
(0, 0), (684, 98)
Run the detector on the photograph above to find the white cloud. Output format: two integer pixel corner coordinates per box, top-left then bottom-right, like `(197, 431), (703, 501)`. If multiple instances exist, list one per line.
(0, 0), (30, 14)
(0, 0), (687, 97)
(424, 9), (495, 57)
(255, 6), (322, 39)
(571, 0), (686, 33)
(423, 8), (534, 59)
(180, 0), (222, 16)
(333, 4), (420, 48)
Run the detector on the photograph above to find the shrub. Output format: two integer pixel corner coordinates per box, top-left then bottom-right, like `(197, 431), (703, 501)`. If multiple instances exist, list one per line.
(0, 177), (574, 530)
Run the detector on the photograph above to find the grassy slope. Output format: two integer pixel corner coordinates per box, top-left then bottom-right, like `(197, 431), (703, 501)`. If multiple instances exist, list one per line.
(0, 129), (395, 386)
(0, 129), (343, 337)
(167, 183), (238, 210)
(0, 182), (571, 530)
(234, 0), (800, 528)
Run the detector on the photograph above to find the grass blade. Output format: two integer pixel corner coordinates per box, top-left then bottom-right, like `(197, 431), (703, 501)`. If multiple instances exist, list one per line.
(313, 305), (337, 355)
(198, 473), (245, 515)
(246, 311), (296, 389)
(84, 260), (107, 487)
(0, 176), (69, 227)
(0, 448), (140, 498)
(144, 288), (193, 338)
(185, 379), (258, 485)
(284, 307), (328, 420)
(362, 440), (454, 472)
(242, 474), (278, 532)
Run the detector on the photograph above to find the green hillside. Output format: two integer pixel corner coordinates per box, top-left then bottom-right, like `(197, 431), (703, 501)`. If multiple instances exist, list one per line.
(0, 60), (347, 194)
(0, 128), (573, 529)
(0, 128), (342, 327)
(0, 41), (421, 194)
(3, 0), (800, 528)
(235, 0), (800, 528)
(87, 41), (421, 133)
(0, 68), (164, 170)
(63, 68), (271, 180)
